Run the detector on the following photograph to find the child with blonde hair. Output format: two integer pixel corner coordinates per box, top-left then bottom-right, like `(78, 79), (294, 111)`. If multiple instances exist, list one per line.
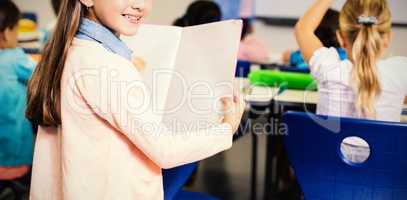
(296, 0), (407, 122)
(296, 0), (407, 162)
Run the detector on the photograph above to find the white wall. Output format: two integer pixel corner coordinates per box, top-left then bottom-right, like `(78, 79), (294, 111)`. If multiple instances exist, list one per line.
(253, 21), (407, 56)
(13, 0), (56, 28)
(256, 0), (407, 24)
(145, 0), (197, 25)
(256, 0), (345, 18)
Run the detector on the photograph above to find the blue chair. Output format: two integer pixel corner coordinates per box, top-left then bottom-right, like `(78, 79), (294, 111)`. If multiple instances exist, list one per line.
(283, 112), (407, 200)
(163, 162), (218, 200)
(235, 60), (251, 78)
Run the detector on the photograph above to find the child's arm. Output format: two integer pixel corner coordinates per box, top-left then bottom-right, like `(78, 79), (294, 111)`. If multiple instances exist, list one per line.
(15, 50), (36, 84)
(76, 68), (236, 169)
(294, 0), (333, 64)
(0, 81), (18, 121)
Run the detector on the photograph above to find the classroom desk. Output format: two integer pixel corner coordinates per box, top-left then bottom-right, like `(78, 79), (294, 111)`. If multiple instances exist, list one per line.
(244, 86), (279, 200)
(244, 86), (280, 105)
(274, 89), (319, 105)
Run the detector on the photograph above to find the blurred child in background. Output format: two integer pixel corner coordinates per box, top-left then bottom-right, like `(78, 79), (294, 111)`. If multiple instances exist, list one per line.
(296, 0), (407, 162)
(174, 1), (269, 64)
(173, 0), (222, 27)
(0, 0), (35, 187)
(296, 0), (407, 121)
(283, 9), (346, 68)
(238, 18), (269, 63)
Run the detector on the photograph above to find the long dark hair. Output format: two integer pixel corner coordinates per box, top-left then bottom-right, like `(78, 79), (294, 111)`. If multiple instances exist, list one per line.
(241, 18), (253, 40)
(51, 0), (63, 15)
(26, 0), (85, 127)
(173, 0), (221, 27)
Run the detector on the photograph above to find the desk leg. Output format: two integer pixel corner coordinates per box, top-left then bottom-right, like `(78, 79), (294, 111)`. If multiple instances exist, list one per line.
(249, 106), (265, 200)
(251, 127), (258, 200)
(263, 134), (273, 200)
(264, 101), (280, 200)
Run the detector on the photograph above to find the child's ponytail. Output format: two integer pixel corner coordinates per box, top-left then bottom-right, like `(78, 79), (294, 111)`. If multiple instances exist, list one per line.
(26, 0), (84, 127)
(339, 0), (392, 119)
(352, 23), (382, 118)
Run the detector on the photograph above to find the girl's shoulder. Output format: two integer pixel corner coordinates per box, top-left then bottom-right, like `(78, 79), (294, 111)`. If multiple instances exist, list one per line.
(66, 38), (140, 82)
(68, 38), (133, 69)
(383, 56), (407, 63)
(310, 47), (352, 70)
(377, 56), (407, 93)
(378, 56), (407, 71)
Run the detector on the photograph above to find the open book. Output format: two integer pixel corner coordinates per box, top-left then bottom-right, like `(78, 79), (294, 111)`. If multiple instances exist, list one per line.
(122, 20), (242, 132)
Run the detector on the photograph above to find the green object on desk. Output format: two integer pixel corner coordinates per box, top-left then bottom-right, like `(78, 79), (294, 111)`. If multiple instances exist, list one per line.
(248, 70), (317, 91)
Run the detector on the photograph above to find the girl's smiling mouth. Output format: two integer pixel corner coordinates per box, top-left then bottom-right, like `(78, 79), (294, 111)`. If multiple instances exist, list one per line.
(122, 14), (142, 24)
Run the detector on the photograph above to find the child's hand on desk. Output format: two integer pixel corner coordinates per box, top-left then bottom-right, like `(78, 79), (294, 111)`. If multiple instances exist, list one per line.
(282, 49), (292, 65)
(132, 57), (145, 72)
(221, 93), (246, 134)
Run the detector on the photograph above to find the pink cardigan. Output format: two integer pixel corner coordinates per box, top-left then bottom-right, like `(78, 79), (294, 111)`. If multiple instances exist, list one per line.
(30, 38), (233, 200)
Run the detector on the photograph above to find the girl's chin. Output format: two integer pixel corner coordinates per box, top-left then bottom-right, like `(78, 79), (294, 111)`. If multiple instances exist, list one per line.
(119, 26), (140, 36)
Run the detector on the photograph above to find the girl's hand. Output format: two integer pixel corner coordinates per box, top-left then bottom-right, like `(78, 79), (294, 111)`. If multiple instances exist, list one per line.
(132, 57), (146, 72)
(220, 92), (246, 134)
(282, 49), (292, 64)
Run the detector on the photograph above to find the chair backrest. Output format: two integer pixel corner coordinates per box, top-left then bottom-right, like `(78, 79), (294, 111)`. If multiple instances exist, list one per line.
(235, 60), (251, 78)
(163, 162), (198, 200)
(283, 112), (407, 200)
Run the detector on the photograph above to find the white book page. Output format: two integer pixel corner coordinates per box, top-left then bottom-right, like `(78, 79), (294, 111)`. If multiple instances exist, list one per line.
(123, 20), (242, 132)
(122, 25), (182, 114)
(162, 20), (242, 131)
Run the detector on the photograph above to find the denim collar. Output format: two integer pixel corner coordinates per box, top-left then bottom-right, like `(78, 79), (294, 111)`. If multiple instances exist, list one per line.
(76, 18), (133, 61)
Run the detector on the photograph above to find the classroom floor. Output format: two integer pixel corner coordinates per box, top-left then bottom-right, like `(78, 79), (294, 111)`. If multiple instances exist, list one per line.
(186, 115), (302, 200)
(186, 132), (265, 200)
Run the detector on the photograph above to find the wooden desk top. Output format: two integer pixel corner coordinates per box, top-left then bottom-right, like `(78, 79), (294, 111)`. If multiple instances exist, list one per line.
(274, 89), (319, 105)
